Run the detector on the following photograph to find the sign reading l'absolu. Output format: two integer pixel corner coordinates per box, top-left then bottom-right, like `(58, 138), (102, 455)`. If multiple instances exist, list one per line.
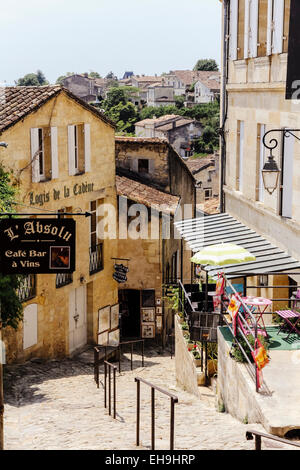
(0, 218), (76, 274)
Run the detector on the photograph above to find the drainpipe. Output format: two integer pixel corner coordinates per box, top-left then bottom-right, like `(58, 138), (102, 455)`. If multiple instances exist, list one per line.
(220, 0), (230, 213)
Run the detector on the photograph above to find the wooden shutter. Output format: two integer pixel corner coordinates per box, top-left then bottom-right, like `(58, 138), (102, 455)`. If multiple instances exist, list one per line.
(229, 0), (239, 61)
(23, 304), (38, 350)
(51, 127), (59, 179)
(244, 0), (250, 58)
(30, 128), (40, 183)
(272, 0), (284, 53)
(266, 0), (273, 55)
(249, 0), (259, 58)
(281, 133), (294, 218)
(84, 123), (91, 172)
(68, 125), (76, 176)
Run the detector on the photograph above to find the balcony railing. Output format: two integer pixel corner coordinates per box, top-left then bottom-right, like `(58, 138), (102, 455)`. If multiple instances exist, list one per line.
(89, 243), (103, 275)
(17, 274), (36, 303)
(56, 273), (73, 289)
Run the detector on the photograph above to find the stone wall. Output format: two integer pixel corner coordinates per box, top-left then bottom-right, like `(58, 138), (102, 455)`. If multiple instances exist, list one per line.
(175, 315), (201, 397)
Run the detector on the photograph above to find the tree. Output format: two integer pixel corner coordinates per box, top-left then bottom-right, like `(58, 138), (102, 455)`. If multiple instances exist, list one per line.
(0, 166), (23, 329)
(88, 71), (101, 79)
(193, 59), (219, 71)
(16, 70), (48, 86)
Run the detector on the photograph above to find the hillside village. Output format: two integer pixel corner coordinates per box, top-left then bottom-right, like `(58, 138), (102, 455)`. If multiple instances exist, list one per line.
(1, 0), (300, 454)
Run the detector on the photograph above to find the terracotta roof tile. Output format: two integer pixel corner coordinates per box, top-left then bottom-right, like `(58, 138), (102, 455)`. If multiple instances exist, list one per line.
(116, 175), (180, 215)
(0, 85), (114, 133)
(185, 156), (215, 174)
(203, 197), (220, 215)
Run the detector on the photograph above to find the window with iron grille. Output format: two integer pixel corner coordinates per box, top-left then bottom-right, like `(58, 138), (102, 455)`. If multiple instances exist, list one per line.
(89, 200), (104, 274)
(17, 274), (36, 303)
(56, 272), (73, 289)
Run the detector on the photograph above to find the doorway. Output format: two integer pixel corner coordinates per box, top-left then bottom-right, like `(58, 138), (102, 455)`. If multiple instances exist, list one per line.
(69, 285), (87, 353)
(119, 289), (141, 339)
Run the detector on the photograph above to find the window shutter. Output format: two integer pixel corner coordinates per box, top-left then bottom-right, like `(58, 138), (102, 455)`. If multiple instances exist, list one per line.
(23, 304), (38, 350)
(84, 123), (91, 172)
(68, 125), (76, 176)
(229, 0), (239, 61)
(281, 133), (294, 218)
(30, 128), (40, 183)
(244, 0), (250, 59)
(249, 0), (259, 58)
(267, 0), (273, 55)
(131, 158), (138, 172)
(149, 159), (155, 175)
(272, 0), (284, 54)
(51, 127), (59, 179)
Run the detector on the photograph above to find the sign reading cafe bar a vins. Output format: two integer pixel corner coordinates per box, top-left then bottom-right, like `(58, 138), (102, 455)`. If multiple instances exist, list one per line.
(0, 218), (76, 274)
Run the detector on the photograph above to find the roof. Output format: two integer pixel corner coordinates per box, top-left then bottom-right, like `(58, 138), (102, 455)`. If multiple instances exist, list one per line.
(175, 213), (300, 279)
(135, 114), (194, 129)
(185, 156), (215, 174)
(132, 75), (162, 83)
(203, 198), (220, 215)
(0, 85), (114, 133)
(167, 70), (220, 89)
(116, 175), (180, 215)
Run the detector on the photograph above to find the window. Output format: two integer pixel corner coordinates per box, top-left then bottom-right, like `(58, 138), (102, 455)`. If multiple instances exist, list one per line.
(90, 200), (97, 250)
(204, 188), (212, 200)
(237, 121), (244, 192)
(238, 0), (245, 59)
(31, 127), (57, 182)
(138, 159), (149, 174)
(258, 0), (268, 57)
(141, 289), (155, 307)
(68, 123), (91, 175)
(283, 0), (291, 53)
(89, 199), (104, 274)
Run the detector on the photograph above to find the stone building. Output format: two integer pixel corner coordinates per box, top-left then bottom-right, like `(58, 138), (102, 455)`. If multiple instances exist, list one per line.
(60, 74), (106, 103)
(0, 85), (118, 363)
(115, 136), (196, 342)
(164, 70), (221, 103)
(185, 153), (220, 207)
(146, 84), (175, 107)
(135, 115), (203, 158)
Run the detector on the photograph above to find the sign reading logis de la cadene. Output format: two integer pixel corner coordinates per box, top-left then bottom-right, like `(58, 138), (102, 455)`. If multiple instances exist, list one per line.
(29, 182), (95, 206)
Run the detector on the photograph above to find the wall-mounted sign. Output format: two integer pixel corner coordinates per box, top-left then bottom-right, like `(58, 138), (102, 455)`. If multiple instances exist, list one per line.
(113, 264), (129, 283)
(0, 218), (76, 274)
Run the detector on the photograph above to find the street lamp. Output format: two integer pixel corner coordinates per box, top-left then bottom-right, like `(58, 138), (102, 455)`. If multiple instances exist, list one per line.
(262, 129), (300, 195)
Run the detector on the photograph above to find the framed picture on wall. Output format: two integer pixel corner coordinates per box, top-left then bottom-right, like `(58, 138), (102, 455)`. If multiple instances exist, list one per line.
(156, 306), (162, 314)
(156, 298), (161, 306)
(141, 323), (155, 338)
(156, 316), (162, 331)
(141, 289), (155, 307)
(141, 308), (155, 322)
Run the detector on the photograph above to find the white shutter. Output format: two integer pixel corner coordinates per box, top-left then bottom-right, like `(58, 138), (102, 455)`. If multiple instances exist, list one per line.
(68, 125), (76, 176)
(249, 0), (259, 58)
(267, 0), (273, 55)
(239, 121), (244, 192)
(84, 123), (91, 172)
(131, 158), (138, 172)
(23, 304), (38, 350)
(51, 127), (59, 179)
(259, 124), (266, 202)
(282, 133), (294, 218)
(30, 128), (40, 183)
(272, 0), (284, 54)
(229, 0), (239, 61)
(149, 159), (155, 174)
(244, 0), (250, 59)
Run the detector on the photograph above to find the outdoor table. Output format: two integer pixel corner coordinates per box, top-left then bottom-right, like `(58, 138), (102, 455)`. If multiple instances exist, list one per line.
(241, 296), (272, 338)
(275, 310), (300, 341)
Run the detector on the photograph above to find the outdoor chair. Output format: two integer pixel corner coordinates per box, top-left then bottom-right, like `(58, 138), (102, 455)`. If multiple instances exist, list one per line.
(275, 310), (300, 341)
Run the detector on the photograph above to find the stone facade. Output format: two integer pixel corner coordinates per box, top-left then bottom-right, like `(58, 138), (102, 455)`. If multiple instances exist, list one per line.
(0, 89), (118, 363)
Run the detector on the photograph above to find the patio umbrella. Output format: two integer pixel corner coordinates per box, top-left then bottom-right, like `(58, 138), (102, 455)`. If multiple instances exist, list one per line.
(190, 243), (256, 266)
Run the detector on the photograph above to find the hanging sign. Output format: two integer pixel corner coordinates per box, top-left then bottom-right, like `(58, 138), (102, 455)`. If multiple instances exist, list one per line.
(113, 264), (129, 283)
(0, 218), (76, 274)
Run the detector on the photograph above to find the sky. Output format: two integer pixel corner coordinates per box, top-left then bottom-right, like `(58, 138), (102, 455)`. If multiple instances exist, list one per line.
(0, 0), (222, 85)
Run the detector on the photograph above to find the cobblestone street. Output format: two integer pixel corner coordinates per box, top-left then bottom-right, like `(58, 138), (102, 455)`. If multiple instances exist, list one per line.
(3, 346), (296, 450)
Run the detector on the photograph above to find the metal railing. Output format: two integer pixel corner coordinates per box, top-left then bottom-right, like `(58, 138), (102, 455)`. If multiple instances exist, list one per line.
(89, 243), (103, 275)
(104, 360), (117, 419)
(17, 274), (36, 303)
(56, 272), (73, 289)
(135, 377), (178, 450)
(118, 340), (144, 373)
(94, 344), (118, 388)
(246, 430), (300, 450)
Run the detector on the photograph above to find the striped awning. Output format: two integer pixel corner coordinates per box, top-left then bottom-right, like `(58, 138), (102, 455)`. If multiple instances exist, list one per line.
(175, 213), (300, 278)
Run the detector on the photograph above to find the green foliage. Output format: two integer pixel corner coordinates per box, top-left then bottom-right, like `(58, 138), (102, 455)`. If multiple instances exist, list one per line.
(193, 59), (219, 71)
(16, 70), (48, 86)
(0, 166), (23, 329)
(230, 334), (268, 364)
(88, 71), (101, 78)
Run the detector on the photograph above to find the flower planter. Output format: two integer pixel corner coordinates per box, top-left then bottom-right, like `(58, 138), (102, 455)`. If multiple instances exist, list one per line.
(197, 370), (206, 386)
(207, 359), (218, 376)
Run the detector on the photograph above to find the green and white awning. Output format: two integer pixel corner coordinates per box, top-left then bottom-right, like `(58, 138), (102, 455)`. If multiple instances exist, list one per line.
(175, 213), (300, 278)
(190, 243), (256, 266)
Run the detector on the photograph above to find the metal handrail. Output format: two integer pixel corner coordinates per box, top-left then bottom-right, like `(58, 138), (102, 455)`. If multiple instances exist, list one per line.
(178, 280), (195, 313)
(104, 360), (117, 419)
(246, 430), (300, 450)
(135, 377), (178, 450)
(94, 344), (118, 388)
(118, 340), (145, 373)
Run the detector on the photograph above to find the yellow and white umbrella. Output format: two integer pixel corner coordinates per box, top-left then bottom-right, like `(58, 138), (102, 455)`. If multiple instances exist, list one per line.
(191, 243), (256, 266)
